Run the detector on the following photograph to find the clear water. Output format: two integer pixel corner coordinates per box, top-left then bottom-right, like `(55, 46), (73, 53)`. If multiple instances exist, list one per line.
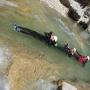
(0, 0), (90, 88)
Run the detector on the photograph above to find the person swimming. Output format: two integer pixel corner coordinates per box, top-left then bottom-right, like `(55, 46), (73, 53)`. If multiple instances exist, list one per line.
(44, 32), (58, 47)
(14, 24), (22, 32)
(49, 32), (58, 47)
(78, 55), (90, 67)
(63, 43), (76, 57)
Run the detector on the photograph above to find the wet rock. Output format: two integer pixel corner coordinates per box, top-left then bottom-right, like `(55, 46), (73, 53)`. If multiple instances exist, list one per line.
(68, 7), (80, 21)
(84, 7), (90, 18)
(59, 0), (90, 30)
(59, 0), (81, 21)
(54, 80), (77, 90)
(74, 0), (90, 8)
(59, 0), (70, 8)
(78, 21), (89, 30)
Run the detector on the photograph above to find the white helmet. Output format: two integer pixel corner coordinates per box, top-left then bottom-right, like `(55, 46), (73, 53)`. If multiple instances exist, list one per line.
(53, 36), (58, 42)
(50, 35), (58, 42)
(87, 56), (90, 61)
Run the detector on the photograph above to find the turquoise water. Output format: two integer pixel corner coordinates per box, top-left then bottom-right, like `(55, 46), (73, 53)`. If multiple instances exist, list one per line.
(0, 0), (90, 82)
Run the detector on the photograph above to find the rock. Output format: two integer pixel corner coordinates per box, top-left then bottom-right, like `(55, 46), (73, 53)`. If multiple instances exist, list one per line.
(59, 0), (90, 30)
(56, 80), (77, 90)
(68, 7), (80, 21)
(59, 0), (70, 8)
(84, 7), (90, 17)
(60, 0), (80, 22)
(78, 21), (89, 29)
(87, 24), (90, 34)
(74, 0), (89, 8)
(62, 82), (77, 90)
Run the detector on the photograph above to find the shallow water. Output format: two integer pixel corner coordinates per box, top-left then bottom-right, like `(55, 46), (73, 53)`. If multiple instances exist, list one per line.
(0, 0), (90, 90)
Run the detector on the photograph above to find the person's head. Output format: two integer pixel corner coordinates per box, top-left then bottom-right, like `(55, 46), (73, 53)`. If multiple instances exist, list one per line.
(50, 32), (53, 35)
(87, 56), (90, 61)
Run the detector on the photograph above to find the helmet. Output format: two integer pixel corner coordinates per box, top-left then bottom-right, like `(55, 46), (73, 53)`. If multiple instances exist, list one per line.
(87, 56), (90, 61)
(53, 36), (58, 42)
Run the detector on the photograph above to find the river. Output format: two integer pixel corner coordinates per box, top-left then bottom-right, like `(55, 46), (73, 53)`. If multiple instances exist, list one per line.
(0, 0), (90, 90)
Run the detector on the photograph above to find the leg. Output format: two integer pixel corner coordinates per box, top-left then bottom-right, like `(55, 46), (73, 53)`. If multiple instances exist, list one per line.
(82, 60), (87, 67)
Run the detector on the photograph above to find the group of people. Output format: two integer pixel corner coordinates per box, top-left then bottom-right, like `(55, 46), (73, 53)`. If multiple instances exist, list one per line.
(14, 25), (90, 67)
(45, 32), (90, 67)
(63, 43), (90, 66)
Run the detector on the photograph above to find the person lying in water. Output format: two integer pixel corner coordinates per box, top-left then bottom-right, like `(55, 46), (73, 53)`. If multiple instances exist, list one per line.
(63, 43), (76, 57)
(63, 43), (70, 53)
(49, 32), (58, 47)
(78, 55), (90, 67)
(14, 24), (21, 32)
(68, 48), (77, 57)
(45, 32), (58, 47)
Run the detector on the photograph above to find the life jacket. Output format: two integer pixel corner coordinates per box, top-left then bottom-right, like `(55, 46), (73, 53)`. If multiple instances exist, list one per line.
(50, 35), (58, 42)
(79, 56), (88, 64)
